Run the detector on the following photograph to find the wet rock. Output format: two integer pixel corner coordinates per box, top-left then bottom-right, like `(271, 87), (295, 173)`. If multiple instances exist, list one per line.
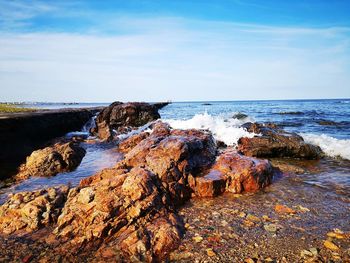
(54, 167), (184, 262)
(189, 171), (226, 197)
(15, 142), (86, 181)
(324, 240), (339, 251)
(264, 223), (278, 233)
(216, 140), (227, 148)
(212, 150), (273, 194)
(0, 186), (69, 234)
(232, 112), (248, 120)
(270, 160), (306, 175)
(238, 122), (322, 159)
(317, 120), (339, 126)
(275, 204), (296, 214)
(94, 102), (161, 140)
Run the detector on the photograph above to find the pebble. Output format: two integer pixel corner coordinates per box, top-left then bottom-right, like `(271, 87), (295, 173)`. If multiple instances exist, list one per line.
(206, 248), (216, 257)
(324, 240), (339, 251)
(239, 212), (247, 218)
(246, 214), (260, 222)
(264, 223), (277, 233)
(275, 204), (296, 214)
(192, 236), (203, 243)
(300, 249), (313, 258)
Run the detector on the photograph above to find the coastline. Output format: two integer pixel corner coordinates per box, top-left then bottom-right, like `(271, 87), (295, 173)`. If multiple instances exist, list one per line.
(0, 101), (349, 262)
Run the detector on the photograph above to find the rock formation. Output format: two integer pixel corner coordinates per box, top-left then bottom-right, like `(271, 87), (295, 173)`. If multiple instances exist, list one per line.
(15, 142), (86, 181)
(93, 102), (162, 141)
(0, 120), (279, 262)
(189, 150), (273, 197)
(0, 186), (69, 234)
(238, 122), (323, 159)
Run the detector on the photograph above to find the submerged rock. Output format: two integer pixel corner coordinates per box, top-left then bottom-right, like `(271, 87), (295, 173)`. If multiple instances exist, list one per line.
(94, 102), (161, 140)
(0, 186), (69, 234)
(238, 122), (322, 159)
(15, 142), (86, 181)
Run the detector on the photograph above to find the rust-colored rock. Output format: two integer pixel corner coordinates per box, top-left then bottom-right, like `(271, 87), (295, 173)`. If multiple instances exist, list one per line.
(15, 142), (86, 181)
(189, 170), (226, 197)
(123, 127), (217, 204)
(54, 167), (184, 262)
(118, 132), (150, 153)
(94, 102), (161, 140)
(191, 150), (273, 196)
(0, 186), (69, 234)
(214, 150), (274, 193)
(238, 122), (322, 159)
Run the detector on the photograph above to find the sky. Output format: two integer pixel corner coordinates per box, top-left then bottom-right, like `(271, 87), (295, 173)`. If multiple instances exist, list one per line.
(0, 0), (350, 102)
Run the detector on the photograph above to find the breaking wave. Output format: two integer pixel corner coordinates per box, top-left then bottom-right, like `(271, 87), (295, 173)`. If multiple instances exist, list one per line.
(163, 112), (256, 146)
(301, 133), (350, 160)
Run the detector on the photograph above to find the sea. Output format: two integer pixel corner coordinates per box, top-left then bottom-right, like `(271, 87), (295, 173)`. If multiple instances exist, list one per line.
(1, 99), (349, 203)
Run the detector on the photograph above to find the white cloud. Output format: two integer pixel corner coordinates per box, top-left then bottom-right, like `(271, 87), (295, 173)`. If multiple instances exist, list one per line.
(0, 17), (349, 102)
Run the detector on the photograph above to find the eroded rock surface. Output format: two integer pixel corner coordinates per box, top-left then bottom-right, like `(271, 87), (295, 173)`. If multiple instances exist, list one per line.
(15, 142), (86, 181)
(122, 123), (217, 205)
(0, 186), (69, 234)
(94, 102), (161, 140)
(54, 167), (184, 262)
(238, 122), (322, 159)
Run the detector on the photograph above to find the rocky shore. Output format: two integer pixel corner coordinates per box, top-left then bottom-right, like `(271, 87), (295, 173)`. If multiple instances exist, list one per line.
(0, 102), (349, 262)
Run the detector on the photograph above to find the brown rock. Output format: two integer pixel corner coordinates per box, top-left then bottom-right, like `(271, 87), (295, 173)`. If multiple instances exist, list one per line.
(118, 132), (150, 153)
(238, 122), (322, 159)
(189, 170), (226, 197)
(123, 127), (217, 204)
(94, 102), (161, 140)
(15, 142), (86, 181)
(193, 150), (274, 195)
(54, 167), (184, 262)
(0, 186), (69, 234)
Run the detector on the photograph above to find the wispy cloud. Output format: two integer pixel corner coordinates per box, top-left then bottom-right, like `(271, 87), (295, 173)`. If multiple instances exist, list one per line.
(0, 15), (349, 102)
(0, 1), (349, 101)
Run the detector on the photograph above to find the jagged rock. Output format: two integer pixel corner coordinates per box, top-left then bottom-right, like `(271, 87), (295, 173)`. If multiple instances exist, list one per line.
(190, 150), (274, 196)
(54, 167), (184, 262)
(238, 122), (322, 159)
(94, 102), (161, 140)
(122, 125), (217, 205)
(0, 186), (69, 234)
(15, 142), (86, 181)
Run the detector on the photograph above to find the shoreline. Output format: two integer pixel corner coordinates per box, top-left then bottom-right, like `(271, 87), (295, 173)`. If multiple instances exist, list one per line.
(0, 101), (349, 262)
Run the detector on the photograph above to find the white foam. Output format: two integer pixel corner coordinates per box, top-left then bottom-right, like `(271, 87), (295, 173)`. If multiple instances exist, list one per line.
(301, 133), (350, 160)
(163, 112), (256, 146)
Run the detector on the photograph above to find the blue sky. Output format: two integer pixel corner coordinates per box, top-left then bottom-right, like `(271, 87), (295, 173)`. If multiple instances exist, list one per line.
(0, 0), (350, 102)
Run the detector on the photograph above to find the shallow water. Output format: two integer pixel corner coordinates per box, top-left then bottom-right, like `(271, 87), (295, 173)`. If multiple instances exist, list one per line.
(0, 140), (122, 204)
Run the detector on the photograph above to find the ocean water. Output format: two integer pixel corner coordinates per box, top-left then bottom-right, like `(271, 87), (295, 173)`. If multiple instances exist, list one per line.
(160, 99), (350, 159)
(1, 99), (349, 203)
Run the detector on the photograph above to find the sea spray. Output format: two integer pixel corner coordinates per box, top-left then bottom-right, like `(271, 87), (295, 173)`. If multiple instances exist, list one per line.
(163, 112), (256, 146)
(300, 133), (350, 160)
